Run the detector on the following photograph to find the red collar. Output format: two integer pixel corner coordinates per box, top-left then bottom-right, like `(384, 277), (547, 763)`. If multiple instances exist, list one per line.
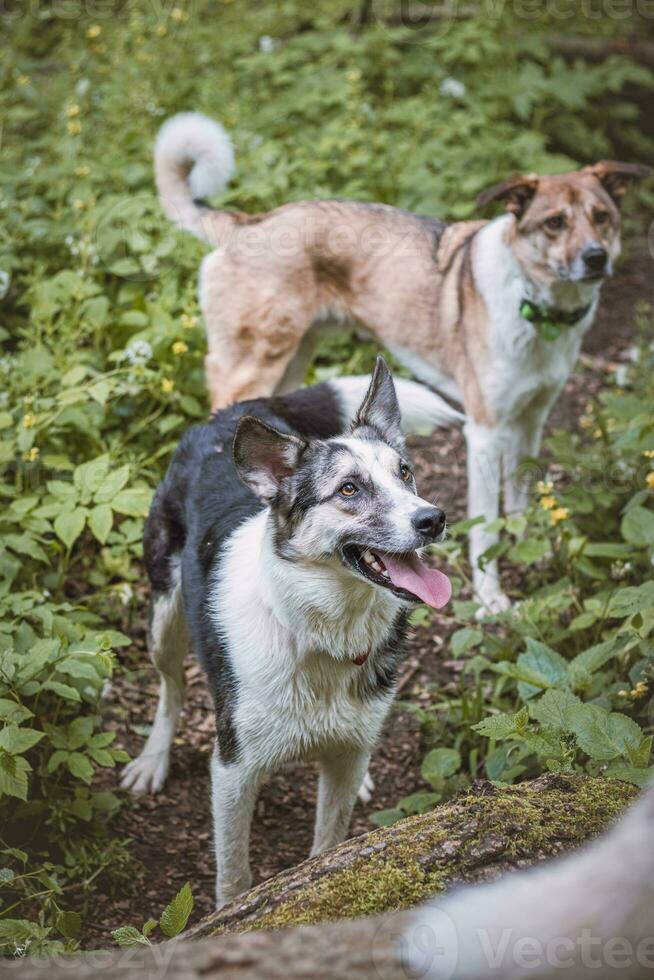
(352, 652), (370, 666)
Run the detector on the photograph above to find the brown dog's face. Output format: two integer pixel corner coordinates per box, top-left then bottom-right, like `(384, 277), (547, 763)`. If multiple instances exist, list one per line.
(478, 162), (650, 288)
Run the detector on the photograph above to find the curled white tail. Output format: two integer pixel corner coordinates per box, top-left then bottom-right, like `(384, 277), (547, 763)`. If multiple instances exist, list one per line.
(154, 112), (236, 243)
(331, 375), (465, 433)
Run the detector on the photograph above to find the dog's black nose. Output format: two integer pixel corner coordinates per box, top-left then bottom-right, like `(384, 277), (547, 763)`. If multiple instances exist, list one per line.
(412, 506), (446, 541)
(582, 245), (607, 274)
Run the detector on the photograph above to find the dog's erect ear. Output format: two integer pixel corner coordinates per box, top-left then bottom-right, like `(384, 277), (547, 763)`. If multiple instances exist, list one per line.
(233, 417), (306, 503)
(477, 173), (539, 218)
(353, 356), (404, 450)
(585, 161), (651, 204)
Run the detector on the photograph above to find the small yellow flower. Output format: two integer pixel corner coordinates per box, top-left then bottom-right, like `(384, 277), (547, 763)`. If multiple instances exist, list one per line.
(86, 25), (101, 38)
(644, 450), (654, 459)
(550, 507), (570, 526)
(172, 341), (188, 355)
(171, 6), (188, 20)
(23, 414), (36, 429)
(73, 198), (87, 210)
(23, 447), (40, 462)
(536, 480), (553, 496)
(74, 165), (90, 177)
(579, 415), (593, 429)
(67, 120), (82, 136)
(16, 74), (30, 86)
(161, 377), (175, 393)
(539, 495), (557, 511)
(631, 681), (649, 699)
(155, 24), (168, 35)
(646, 472), (654, 489)
(66, 104), (81, 117)
(346, 69), (361, 83)
(181, 313), (197, 329)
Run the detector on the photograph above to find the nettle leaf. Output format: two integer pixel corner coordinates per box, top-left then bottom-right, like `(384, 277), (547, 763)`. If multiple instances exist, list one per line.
(606, 766), (654, 788)
(421, 748), (461, 787)
(0, 725), (45, 755)
(159, 882), (194, 938)
(473, 707), (528, 740)
(608, 582), (654, 620)
(570, 639), (619, 675)
(88, 504), (113, 544)
(111, 926), (151, 948)
(530, 689), (582, 732)
(0, 753), (30, 800)
(93, 465), (130, 504)
(54, 509), (87, 549)
(567, 704), (643, 762)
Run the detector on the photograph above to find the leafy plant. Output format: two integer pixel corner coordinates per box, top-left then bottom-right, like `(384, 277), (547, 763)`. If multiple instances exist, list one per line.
(111, 882), (194, 948)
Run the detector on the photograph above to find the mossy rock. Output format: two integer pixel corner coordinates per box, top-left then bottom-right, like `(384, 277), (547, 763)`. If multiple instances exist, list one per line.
(186, 774), (637, 938)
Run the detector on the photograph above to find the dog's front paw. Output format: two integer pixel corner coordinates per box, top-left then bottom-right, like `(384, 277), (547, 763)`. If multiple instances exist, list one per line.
(357, 770), (375, 805)
(120, 750), (170, 796)
(474, 587), (511, 619)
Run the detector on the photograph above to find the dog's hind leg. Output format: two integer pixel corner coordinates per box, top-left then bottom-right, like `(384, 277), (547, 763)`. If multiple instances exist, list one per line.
(311, 747), (370, 856)
(121, 571), (188, 796)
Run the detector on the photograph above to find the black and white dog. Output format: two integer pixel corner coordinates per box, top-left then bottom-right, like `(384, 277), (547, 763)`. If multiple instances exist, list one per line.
(121, 359), (455, 907)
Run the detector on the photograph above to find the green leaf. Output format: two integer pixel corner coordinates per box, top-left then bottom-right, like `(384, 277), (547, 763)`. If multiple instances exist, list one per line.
(74, 455), (111, 499)
(56, 910), (82, 939)
(54, 509), (87, 549)
(450, 628), (482, 657)
(508, 538), (550, 564)
(42, 680), (81, 702)
(369, 807), (404, 828)
(605, 766), (654, 788)
(111, 926), (151, 948)
(67, 752), (94, 784)
(608, 582), (654, 619)
(530, 689), (582, 732)
(473, 710), (523, 740)
(88, 504), (113, 544)
(93, 464), (130, 504)
(159, 882), (194, 938)
(397, 790), (441, 814)
(0, 754), (30, 800)
(516, 639), (569, 697)
(421, 748), (461, 788)
(0, 699), (33, 724)
(621, 506), (654, 547)
(142, 919), (158, 938)
(568, 704), (643, 761)
(570, 639), (618, 675)
(0, 725), (44, 754)
(112, 486), (153, 517)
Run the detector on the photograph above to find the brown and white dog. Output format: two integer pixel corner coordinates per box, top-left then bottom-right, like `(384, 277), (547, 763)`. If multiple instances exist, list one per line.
(154, 113), (649, 613)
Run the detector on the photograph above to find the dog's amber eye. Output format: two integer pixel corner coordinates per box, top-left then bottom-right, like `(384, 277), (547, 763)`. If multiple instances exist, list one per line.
(544, 214), (565, 232)
(339, 483), (358, 497)
(400, 464), (412, 482)
(594, 210), (609, 226)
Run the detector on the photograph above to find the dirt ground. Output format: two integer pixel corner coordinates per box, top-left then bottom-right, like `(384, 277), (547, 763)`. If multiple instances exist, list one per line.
(84, 243), (654, 946)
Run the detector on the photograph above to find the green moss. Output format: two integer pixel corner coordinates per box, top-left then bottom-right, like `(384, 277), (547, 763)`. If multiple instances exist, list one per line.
(209, 775), (636, 936)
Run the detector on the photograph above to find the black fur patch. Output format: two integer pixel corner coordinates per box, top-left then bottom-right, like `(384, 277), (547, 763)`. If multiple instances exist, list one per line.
(356, 610), (409, 701)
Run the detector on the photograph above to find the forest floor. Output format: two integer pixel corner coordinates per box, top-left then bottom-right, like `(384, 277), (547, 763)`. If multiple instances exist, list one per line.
(84, 243), (654, 946)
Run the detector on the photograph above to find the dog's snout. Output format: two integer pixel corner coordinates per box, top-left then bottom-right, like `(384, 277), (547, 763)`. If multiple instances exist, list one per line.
(412, 506), (446, 541)
(582, 244), (608, 274)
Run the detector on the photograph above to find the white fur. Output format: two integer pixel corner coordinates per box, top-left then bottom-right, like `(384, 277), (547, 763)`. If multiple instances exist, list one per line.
(406, 788), (654, 979)
(154, 112), (235, 241)
(331, 375), (465, 432)
(120, 561), (187, 795)
(208, 510), (405, 905)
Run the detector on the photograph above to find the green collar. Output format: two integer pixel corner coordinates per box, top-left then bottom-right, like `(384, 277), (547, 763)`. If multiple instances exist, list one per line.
(520, 299), (592, 342)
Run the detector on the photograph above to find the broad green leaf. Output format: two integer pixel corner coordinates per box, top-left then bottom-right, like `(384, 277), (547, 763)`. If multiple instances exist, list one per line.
(88, 504), (113, 544)
(530, 689), (582, 731)
(43, 680), (81, 701)
(450, 628), (482, 657)
(508, 538), (550, 564)
(67, 752), (94, 784)
(473, 708), (527, 740)
(568, 704), (643, 761)
(93, 464), (130, 504)
(621, 506), (654, 547)
(0, 725), (44, 755)
(56, 911), (82, 939)
(370, 808), (404, 827)
(605, 766), (654, 788)
(0, 754), (30, 800)
(74, 455), (110, 499)
(570, 639), (619, 675)
(0, 700), (33, 724)
(159, 882), (194, 938)
(112, 486), (153, 517)
(54, 509), (87, 549)
(516, 639), (569, 698)
(397, 790), (441, 814)
(608, 582), (654, 619)
(421, 748), (461, 787)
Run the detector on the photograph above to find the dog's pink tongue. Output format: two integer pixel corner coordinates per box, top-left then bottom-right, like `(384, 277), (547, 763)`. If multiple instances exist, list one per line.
(381, 552), (452, 609)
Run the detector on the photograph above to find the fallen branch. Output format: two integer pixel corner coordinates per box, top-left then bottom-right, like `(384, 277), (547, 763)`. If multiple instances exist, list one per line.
(185, 773), (635, 939)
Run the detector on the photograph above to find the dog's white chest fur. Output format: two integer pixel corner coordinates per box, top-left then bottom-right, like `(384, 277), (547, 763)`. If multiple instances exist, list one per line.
(474, 215), (598, 423)
(211, 512), (401, 772)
